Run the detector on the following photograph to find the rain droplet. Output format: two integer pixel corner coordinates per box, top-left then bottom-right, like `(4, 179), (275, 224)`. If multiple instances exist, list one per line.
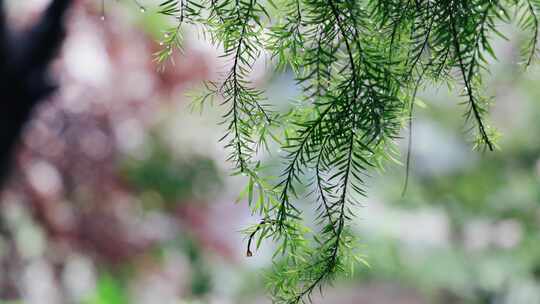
(140, 7), (146, 13)
(101, 15), (106, 21)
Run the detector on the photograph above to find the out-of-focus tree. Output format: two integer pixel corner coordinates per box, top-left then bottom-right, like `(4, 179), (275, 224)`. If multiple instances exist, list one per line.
(0, 0), (72, 181)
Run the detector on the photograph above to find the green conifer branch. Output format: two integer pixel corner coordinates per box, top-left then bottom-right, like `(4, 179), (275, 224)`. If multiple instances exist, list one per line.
(149, 0), (540, 302)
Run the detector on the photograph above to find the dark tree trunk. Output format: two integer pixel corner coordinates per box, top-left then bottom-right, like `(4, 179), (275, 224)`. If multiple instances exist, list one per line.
(0, 0), (72, 183)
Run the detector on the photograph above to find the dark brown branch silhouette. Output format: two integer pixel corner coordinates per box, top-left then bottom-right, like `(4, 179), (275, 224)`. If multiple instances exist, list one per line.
(0, 0), (73, 183)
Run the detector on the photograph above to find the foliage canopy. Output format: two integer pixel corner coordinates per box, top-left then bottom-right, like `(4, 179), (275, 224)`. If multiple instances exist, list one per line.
(129, 0), (540, 302)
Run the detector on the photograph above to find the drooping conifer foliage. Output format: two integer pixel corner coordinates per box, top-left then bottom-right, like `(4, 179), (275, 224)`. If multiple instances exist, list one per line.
(153, 0), (540, 302)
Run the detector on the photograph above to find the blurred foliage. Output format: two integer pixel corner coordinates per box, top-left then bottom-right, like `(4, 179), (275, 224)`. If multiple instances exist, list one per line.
(121, 136), (222, 206)
(84, 275), (128, 304)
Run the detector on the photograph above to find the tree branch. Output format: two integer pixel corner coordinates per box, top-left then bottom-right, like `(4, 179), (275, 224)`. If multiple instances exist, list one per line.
(0, 0), (73, 183)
